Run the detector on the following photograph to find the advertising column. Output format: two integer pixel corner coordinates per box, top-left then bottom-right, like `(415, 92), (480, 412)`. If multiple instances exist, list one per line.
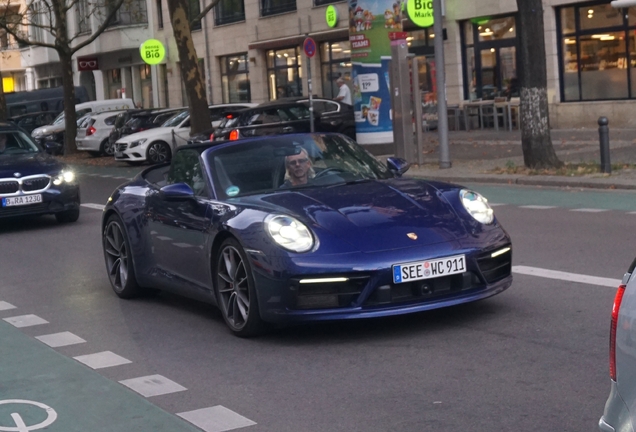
(348, 0), (405, 145)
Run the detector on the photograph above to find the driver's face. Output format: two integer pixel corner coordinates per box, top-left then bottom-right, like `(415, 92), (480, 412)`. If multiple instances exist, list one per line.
(286, 153), (311, 184)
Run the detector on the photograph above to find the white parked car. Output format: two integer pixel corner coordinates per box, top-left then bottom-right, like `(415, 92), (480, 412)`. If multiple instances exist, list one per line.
(114, 103), (256, 165)
(76, 110), (127, 156)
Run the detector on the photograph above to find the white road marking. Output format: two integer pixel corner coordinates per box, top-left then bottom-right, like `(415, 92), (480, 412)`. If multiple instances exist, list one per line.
(512, 265), (620, 288)
(0, 301), (16, 311)
(519, 205), (557, 209)
(177, 406), (257, 432)
(36, 332), (86, 348)
(81, 203), (105, 210)
(119, 375), (187, 398)
(570, 208), (609, 213)
(3, 314), (48, 328)
(73, 351), (132, 369)
(489, 203), (506, 207)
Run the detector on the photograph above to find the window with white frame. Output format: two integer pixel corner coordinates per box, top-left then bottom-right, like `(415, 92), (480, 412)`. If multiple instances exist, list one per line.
(75, 0), (90, 34)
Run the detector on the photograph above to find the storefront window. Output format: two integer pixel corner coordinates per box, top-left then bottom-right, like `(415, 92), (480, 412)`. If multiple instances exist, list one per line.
(477, 16), (516, 42)
(557, 2), (635, 101)
(214, 0), (245, 25)
(221, 53), (251, 103)
(320, 41), (351, 99)
(266, 47), (302, 100)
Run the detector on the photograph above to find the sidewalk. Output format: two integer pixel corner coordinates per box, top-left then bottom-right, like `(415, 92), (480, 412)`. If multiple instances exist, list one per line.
(381, 128), (636, 191)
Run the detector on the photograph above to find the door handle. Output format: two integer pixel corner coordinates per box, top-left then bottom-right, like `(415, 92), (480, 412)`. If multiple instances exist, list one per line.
(282, 127), (294, 133)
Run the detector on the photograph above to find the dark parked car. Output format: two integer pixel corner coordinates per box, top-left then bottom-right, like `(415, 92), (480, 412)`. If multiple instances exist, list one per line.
(108, 109), (152, 145)
(203, 98), (355, 143)
(102, 133), (512, 337)
(8, 111), (58, 134)
(0, 122), (80, 223)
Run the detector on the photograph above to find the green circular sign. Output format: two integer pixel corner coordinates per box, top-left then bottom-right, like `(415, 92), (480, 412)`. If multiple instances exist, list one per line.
(407, 0), (434, 28)
(140, 39), (165, 65)
(326, 5), (338, 28)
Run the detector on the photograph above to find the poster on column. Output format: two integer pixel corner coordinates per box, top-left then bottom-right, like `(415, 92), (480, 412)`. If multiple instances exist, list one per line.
(349, 0), (404, 144)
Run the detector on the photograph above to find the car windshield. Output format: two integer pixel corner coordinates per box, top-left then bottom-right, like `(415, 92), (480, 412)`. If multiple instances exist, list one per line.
(206, 134), (393, 199)
(0, 130), (41, 156)
(161, 110), (188, 127)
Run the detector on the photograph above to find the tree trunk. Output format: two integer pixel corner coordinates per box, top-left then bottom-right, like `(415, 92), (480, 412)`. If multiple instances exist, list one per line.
(60, 51), (78, 155)
(516, 0), (562, 169)
(0, 77), (6, 121)
(167, 0), (211, 136)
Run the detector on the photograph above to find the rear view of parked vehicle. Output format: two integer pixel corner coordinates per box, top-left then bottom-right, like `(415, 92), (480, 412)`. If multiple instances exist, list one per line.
(599, 260), (636, 431)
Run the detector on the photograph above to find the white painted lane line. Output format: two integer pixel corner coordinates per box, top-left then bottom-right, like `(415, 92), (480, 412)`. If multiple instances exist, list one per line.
(177, 406), (256, 432)
(512, 265), (620, 288)
(519, 205), (557, 210)
(489, 203), (506, 207)
(119, 375), (187, 397)
(0, 301), (16, 311)
(570, 208), (609, 213)
(81, 203), (105, 210)
(36, 332), (86, 348)
(74, 351), (132, 369)
(3, 314), (48, 328)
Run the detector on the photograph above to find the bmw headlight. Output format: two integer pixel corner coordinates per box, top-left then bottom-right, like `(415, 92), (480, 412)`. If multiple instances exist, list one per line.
(460, 189), (494, 224)
(53, 170), (76, 186)
(265, 214), (314, 253)
(129, 139), (146, 148)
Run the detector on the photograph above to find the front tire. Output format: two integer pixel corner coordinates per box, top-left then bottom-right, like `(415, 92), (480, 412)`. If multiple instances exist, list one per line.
(215, 238), (265, 337)
(55, 207), (80, 223)
(100, 139), (115, 156)
(103, 214), (140, 299)
(146, 141), (171, 164)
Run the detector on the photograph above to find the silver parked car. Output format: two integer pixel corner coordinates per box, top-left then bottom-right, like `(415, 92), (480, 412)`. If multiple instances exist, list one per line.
(76, 110), (127, 156)
(600, 260), (636, 431)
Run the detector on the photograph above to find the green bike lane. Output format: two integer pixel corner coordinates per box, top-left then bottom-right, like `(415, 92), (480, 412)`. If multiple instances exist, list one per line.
(0, 321), (200, 432)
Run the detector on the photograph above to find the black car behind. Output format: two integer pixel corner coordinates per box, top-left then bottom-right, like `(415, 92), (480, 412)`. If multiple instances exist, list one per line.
(109, 108), (185, 145)
(0, 122), (80, 223)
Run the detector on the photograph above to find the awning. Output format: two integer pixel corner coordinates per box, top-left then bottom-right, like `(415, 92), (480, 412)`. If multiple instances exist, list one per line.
(248, 28), (349, 50)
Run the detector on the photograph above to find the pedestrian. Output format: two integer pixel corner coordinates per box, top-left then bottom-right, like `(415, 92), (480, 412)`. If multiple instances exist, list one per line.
(334, 78), (352, 105)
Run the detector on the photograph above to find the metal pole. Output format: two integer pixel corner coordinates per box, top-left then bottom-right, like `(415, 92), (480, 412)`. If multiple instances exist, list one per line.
(433, 0), (451, 169)
(598, 117), (611, 174)
(307, 44), (315, 133)
(411, 56), (424, 165)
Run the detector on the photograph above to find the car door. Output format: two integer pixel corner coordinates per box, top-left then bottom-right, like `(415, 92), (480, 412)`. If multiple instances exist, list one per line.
(238, 108), (284, 138)
(146, 148), (213, 293)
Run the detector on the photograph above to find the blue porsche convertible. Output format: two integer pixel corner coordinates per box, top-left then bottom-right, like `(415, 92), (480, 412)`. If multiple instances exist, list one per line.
(102, 133), (512, 336)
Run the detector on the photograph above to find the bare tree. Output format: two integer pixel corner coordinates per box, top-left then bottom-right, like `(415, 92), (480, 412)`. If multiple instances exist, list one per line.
(516, 0), (562, 169)
(0, 0), (126, 154)
(166, 0), (221, 135)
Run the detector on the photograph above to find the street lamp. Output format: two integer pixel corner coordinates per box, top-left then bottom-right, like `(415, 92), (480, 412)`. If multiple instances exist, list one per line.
(611, 0), (636, 7)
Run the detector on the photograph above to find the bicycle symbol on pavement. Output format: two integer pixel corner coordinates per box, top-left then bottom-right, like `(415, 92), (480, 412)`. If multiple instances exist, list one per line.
(0, 400), (57, 432)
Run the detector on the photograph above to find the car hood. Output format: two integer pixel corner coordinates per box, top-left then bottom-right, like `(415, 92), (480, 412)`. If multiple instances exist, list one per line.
(0, 152), (64, 178)
(116, 127), (174, 143)
(32, 123), (65, 137)
(245, 178), (468, 252)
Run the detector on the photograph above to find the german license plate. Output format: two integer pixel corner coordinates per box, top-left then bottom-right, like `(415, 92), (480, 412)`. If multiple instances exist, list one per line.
(115, 151), (123, 158)
(2, 194), (42, 207)
(393, 254), (466, 284)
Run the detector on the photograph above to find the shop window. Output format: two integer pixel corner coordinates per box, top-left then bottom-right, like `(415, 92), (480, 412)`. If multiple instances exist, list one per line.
(215, 0), (245, 25)
(476, 16), (516, 42)
(266, 47), (302, 100)
(261, 0), (296, 17)
(314, 0), (340, 5)
(557, 2), (636, 101)
(320, 41), (351, 99)
(221, 53), (251, 103)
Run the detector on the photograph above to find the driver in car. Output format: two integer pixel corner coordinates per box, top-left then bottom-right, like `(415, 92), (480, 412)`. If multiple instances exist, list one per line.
(281, 148), (315, 187)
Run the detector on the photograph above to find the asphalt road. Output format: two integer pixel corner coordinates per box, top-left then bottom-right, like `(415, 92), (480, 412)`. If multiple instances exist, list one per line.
(0, 171), (633, 432)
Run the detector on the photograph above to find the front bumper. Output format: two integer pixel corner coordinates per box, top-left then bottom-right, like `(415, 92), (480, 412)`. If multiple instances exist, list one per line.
(599, 380), (634, 432)
(0, 185), (80, 219)
(114, 142), (147, 162)
(76, 137), (101, 151)
(251, 242), (513, 323)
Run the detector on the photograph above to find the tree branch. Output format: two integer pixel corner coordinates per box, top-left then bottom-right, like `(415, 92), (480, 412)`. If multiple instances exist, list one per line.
(189, 0), (221, 27)
(70, 0), (125, 53)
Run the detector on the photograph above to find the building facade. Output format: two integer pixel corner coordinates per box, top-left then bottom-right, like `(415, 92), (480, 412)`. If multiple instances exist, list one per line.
(19, 0), (636, 129)
(0, 0), (28, 93)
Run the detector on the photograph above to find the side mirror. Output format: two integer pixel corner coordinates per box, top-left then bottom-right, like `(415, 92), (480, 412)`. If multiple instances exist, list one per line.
(159, 183), (195, 200)
(386, 157), (410, 176)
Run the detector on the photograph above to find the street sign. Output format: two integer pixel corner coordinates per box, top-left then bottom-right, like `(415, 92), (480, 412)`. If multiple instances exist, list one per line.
(407, 0), (434, 28)
(303, 37), (316, 58)
(140, 39), (166, 65)
(326, 5), (338, 28)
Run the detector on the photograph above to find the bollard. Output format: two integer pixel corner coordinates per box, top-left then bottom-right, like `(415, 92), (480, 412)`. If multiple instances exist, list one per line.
(598, 117), (611, 174)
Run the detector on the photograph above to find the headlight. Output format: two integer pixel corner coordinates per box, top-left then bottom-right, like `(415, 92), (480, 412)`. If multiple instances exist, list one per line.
(265, 214), (314, 253)
(129, 139), (146, 148)
(460, 189), (494, 224)
(53, 170), (76, 186)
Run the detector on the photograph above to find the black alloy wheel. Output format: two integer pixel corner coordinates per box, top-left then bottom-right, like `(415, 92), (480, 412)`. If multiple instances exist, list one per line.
(147, 141), (171, 164)
(101, 139), (116, 156)
(215, 238), (265, 337)
(103, 215), (139, 298)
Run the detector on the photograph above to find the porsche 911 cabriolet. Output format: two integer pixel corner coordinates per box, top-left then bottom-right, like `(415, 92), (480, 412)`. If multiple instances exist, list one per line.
(102, 133), (512, 337)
